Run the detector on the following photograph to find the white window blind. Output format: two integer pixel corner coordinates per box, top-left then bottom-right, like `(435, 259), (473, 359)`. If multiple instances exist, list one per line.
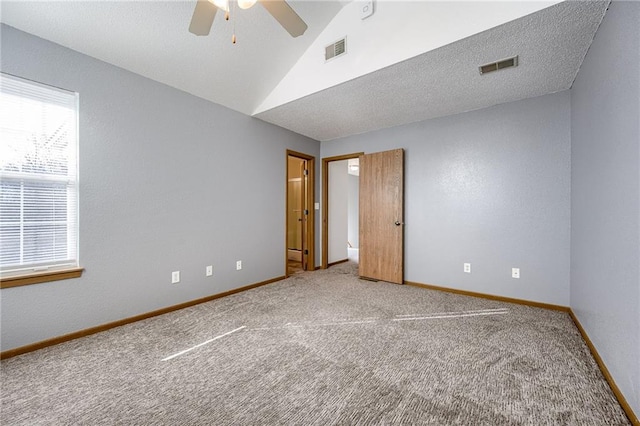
(0, 73), (79, 277)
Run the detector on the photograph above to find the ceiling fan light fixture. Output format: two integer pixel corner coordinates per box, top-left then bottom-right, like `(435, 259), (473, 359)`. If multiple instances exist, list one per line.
(238, 0), (257, 9)
(190, 0), (308, 38)
(209, 0), (229, 12)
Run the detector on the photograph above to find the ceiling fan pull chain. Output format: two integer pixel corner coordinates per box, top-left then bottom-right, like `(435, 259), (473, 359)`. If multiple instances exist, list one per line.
(232, 0), (237, 44)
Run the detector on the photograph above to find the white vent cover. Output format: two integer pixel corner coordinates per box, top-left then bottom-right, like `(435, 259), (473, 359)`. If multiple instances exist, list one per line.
(479, 56), (519, 75)
(325, 37), (347, 61)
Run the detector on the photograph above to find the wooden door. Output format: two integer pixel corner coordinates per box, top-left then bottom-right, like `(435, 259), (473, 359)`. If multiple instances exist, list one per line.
(359, 149), (404, 284)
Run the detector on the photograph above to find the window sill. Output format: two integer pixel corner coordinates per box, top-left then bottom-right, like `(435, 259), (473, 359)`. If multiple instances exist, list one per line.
(0, 268), (84, 289)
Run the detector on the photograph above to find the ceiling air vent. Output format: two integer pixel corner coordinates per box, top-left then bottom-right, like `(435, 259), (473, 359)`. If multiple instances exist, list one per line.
(479, 56), (519, 75)
(325, 37), (347, 62)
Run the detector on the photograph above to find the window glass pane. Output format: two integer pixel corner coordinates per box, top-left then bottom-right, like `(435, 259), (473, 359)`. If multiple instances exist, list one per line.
(0, 181), (21, 223)
(23, 182), (68, 222)
(23, 224), (69, 263)
(1, 93), (74, 176)
(0, 225), (21, 266)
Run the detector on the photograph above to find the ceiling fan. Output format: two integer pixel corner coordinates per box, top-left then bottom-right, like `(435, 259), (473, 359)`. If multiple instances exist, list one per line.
(189, 0), (308, 39)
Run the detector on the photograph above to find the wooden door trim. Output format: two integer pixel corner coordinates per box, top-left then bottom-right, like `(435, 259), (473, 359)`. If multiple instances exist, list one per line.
(322, 152), (364, 269)
(286, 150), (316, 277)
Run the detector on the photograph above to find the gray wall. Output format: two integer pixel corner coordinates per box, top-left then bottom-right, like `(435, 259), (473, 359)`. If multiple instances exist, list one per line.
(570, 1), (640, 416)
(347, 174), (359, 248)
(322, 91), (572, 306)
(328, 160), (348, 263)
(0, 25), (320, 351)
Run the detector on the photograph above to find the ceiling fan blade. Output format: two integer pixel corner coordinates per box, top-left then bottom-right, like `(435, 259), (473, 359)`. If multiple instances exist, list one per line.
(189, 0), (218, 36)
(259, 0), (308, 38)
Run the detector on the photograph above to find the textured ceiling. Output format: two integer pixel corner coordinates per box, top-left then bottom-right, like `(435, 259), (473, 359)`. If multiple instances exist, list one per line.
(256, 0), (610, 141)
(1, 1), (609, 142)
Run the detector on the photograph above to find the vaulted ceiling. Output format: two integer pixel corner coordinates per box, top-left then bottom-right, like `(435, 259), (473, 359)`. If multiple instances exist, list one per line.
(1, 1), (610, 141)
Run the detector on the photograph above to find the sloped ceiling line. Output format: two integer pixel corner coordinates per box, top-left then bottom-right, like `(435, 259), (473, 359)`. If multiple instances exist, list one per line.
(0, 1), (609, 141)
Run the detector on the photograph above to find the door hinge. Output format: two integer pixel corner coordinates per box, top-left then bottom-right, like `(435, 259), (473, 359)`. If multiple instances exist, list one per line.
(303, 169), (309, 176)
(304, 249), (309, 255)
(304, 209), (309, 215)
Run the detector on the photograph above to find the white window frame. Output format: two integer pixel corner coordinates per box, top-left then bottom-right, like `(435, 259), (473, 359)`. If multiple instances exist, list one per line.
(0, 72), (80, 282)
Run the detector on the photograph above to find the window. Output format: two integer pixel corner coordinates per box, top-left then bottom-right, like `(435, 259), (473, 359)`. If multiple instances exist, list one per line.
(0, 73), (80, 284)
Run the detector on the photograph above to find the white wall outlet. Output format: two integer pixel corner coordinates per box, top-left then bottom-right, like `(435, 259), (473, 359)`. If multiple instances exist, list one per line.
(464, 263), (471, 273)
(236, 260), (242, 271)
(512, 268), (520, 279)
(171, 271), (180, 284)
(206, 265), (213, 276)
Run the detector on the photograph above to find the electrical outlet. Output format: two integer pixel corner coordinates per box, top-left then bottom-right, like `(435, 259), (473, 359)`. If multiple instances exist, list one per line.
(236, 260), (242, 271)
(206, 265), (213, 276)
(512, 268), (520, 279)
(171, 271), (180, 284)
(464, 263), (471, 273)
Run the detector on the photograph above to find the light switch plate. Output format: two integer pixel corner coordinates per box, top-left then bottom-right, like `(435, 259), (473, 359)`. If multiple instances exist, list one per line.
(206, 265), (213, 276)
(512, 268), (520, 279)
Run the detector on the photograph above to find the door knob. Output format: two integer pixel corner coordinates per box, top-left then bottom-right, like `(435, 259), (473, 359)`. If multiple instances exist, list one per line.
(395, 221), (403, 226)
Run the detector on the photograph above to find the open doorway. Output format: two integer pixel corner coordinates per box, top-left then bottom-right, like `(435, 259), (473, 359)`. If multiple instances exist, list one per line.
(286, 150), (315, 276)
(346, 158), (360, 263)
(322, 153), (364, 269)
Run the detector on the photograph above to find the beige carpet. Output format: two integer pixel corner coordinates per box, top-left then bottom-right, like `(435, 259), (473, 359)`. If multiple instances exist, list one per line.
(1, 262), (630, 425)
